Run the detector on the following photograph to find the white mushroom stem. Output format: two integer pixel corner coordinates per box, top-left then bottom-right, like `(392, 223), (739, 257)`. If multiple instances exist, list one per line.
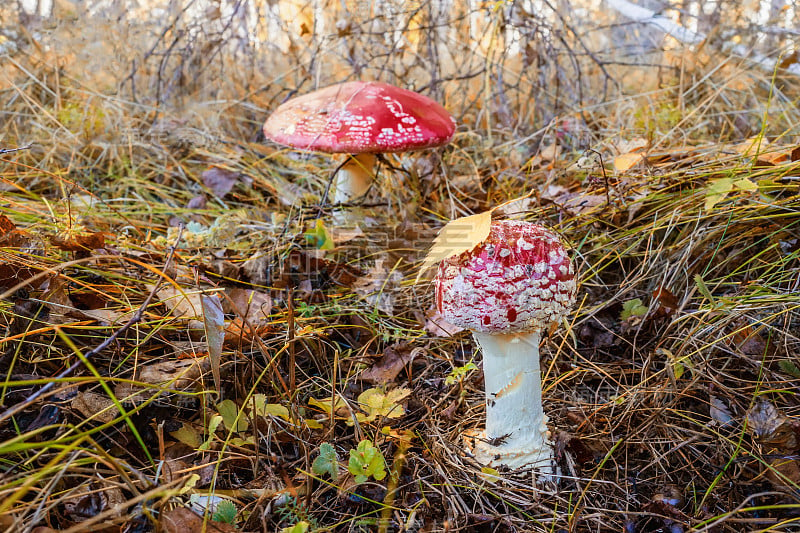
(470, 330), (555, 474)
(333, 153), (377, 204)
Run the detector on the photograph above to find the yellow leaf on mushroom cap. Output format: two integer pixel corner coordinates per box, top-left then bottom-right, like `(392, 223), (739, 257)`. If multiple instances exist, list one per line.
(417, 209), (493, 280)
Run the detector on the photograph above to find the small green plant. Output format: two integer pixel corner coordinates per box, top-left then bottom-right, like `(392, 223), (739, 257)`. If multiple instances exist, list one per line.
(445, 362), (477, 385)
(704, 176), (757, 210)
(295, 301), (318, 318)
(620, 298), (648, 321)
(348, 439), (386, 484)
(311, 442), (339, 481)
(212, 499), (238, 524)
(354, 387), (410, 424)
(275, 496), (316, 531)
(280, 521), (310, 533)
(217, 399), (249, 433)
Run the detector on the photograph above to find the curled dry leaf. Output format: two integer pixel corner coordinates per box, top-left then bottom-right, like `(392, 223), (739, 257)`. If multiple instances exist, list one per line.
(242, 250), (270, 286)
(0, 216), (40, 288)
(652, 287), (679, 311)
(186, 194), (207, 209)
(161, 456), (192, 484)
(747, 400), (793, 447)
(735, 136), (769, 156)
(0, 213), (28, 247)
(202, 294), (224, 393)
(224, 288), (274, 340)
(40, 274), (72, 323)
(280, 249), (363, 289)
(541, 185), (608, 216)
(225, 288), (272, 324)
(755, 149), (792, 166)
(539, 143), (560, 162)
(709, 396), (733, 427)
(39, 276), (127, 325)
(78, 307), (130, 325)
(493, 196), (533, 217)
(615, 137), (648, 154)
(562, 193), (607, 217)
(747, 400), (800, 489)
(732, 324), (770, 358)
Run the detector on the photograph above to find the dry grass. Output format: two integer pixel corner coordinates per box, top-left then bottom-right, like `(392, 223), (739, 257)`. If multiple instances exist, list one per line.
(2, 1), (800, 532)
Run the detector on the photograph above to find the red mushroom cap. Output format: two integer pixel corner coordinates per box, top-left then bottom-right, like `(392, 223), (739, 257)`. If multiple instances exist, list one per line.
(263, 81), (456, 154)
(435, 220), (576, 334)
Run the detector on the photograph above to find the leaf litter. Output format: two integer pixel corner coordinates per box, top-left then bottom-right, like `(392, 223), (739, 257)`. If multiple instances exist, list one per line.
(3, 6), (800, 532)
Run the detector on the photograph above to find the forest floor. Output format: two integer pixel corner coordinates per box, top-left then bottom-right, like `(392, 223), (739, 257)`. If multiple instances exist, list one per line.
(2, 21), (800, 533)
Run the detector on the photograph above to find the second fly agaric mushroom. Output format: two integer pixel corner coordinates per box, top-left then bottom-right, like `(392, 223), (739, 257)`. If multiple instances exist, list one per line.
(263, 81), (455, 207)
(434, 219), (576, 474)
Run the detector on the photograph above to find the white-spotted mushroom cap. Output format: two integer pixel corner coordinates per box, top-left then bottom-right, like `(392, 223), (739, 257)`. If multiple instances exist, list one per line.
(263, 81), (456, 154)
(435, 220), (576, 334)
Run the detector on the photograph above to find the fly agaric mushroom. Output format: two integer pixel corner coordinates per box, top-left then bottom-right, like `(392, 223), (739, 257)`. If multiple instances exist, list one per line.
(263, 81), (455, 207)
(434, 219), (576, 473)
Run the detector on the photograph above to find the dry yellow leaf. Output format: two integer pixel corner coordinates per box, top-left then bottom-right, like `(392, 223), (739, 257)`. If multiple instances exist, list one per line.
(735, 136), (770, 156)
(613, 152), (644, 173)
(417, 209), (493, 281)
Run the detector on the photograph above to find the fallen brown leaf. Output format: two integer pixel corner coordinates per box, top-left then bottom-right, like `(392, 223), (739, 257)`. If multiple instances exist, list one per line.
(71, 391), (119, 424)
(201, 166), (240, 199)
(0, 214), (29, 247)
(615, 137), (648, 154)
(224, 288), (272, 324)
(746, 399), (800, 489)
(159, 507), (237, 533)
(62, 480), (125, 525)
(425, 308), (465, 337)
(361, 342), (418, 384)
(115, 356), (209, 406)
(49, 231), (106, 252)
